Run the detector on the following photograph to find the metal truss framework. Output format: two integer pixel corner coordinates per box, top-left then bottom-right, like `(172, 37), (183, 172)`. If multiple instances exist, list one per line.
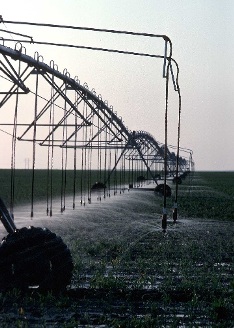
(0, 43), (192, 185)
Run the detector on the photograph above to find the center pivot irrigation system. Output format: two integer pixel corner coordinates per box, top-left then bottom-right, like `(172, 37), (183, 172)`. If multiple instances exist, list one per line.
(0, 18), (193, 291)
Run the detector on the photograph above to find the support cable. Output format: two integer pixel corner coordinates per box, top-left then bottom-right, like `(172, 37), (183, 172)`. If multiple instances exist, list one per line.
(83, 100), (88, 206)
(0, 28), (33, 42)
(46, 79), (55, 216)
(97, 107), (102, 201)
(80, 98), (87, 206)
(30, 69), (39, 218)
(2, 38), (170, 63)
(107, 113), (112, 197)
(103, 112), (108, 199)
(171, 61), (182, 222)
(49, 95), (55, 217)
(72, 94), (78, 209)
(10, 61), (21, 217)
(61, 89), (68, 212)
(1, 19), (172, 56)
(162, 62), (170, 232)
(114, 149), (117, 195)
(87, 113), (94, 204)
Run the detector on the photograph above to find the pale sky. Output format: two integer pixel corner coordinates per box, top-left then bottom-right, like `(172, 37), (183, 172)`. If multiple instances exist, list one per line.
(1, 0), (234, 171)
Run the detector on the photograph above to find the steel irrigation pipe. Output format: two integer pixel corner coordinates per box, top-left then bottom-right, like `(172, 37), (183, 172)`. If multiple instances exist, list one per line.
(0, 25), (186, 230)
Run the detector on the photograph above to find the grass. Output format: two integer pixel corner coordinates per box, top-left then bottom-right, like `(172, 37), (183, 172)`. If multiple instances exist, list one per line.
(0, 171), (233, 327)
(178, 171), (234, 221)
(0, 168), (156, 207)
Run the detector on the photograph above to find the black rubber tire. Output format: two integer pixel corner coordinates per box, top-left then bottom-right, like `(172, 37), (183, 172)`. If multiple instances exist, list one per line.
(173, 176), (182, 185)
(91, 181), (106, 190)
(136, 175), (145, 182)
(154, 184), (172, 197)
(0, 226), (73, 292)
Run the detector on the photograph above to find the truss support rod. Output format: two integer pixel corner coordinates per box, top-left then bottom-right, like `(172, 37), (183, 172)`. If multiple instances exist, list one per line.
(40, 96), (85, 145)
(1, 55), (29, 92)
(134, 147), (158, 185)
(81, 97), (127, 143)
(42, 72), (91, 125)
(104, 131), (159, 186)
(0, 198), (17, 234)
(18, 83), (64, 140)
(62, 108), (96, 145)
(129, 131), (160, 184)
(104, 140), (131, 187)
(0, 58), (30, 107)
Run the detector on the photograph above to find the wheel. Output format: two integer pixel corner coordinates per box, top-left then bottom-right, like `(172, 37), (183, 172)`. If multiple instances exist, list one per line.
(154, 184), (172, 197)
(0, 226), (73, 292)
(136, 175), (145, 182)
(91, 181), (106, 190)
(173, 176), (182, 184)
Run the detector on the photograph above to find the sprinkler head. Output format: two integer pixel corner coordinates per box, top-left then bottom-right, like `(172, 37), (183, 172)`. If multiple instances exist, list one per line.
(173, 207), (178, 223)
(162, 213), (167, 231)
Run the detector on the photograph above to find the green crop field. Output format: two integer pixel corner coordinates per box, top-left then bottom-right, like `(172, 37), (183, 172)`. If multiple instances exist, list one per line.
(0, 171), (233, 327)
(0, 169), (136, 207)
(178, 171), (234, 221)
